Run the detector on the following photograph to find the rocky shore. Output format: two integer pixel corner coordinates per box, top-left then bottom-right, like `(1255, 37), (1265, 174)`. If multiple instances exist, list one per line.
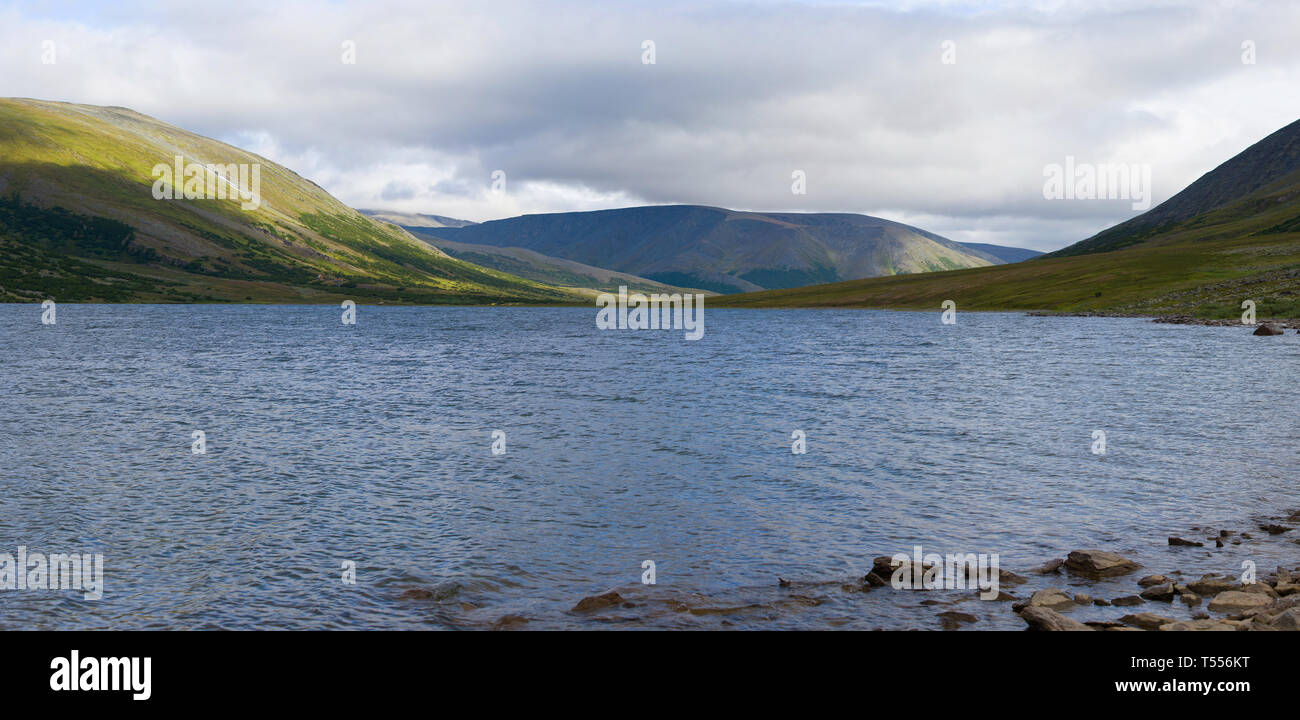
(399, 505), (1299, 630)
(1026, 310), (1299, 330)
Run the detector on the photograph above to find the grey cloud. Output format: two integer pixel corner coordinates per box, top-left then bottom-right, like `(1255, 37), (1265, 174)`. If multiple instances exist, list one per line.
(2, 0), (1299, 250)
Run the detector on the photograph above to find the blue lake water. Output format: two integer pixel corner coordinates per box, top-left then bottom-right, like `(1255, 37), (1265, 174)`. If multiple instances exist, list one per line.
(1, 304), (1298, 629)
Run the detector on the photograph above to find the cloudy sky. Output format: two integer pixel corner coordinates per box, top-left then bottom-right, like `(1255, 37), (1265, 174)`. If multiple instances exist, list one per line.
(3, 0), (1299, 251)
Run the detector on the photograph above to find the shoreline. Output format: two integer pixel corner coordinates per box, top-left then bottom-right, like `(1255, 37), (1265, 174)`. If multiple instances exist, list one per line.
(1027, 310), (1299, 329)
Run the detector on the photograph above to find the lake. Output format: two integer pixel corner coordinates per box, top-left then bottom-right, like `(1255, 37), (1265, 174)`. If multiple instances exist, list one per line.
(1, 304), (1297, 629)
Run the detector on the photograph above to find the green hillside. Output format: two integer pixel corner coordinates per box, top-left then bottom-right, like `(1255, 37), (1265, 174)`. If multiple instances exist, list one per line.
(0, 98), (576, 304)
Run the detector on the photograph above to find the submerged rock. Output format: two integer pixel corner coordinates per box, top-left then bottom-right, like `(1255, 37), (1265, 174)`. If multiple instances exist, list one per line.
(491, 614), (530, 630)
(1112, 595), (1145, 606)
(1030, 558), (1064, 574)
(1187, 576), (1239, 595)
(937, 611), (978, 630)
(1168, 536), (1203, 547)
(1253, 323), (1284, 335)
(572, 591), (625, 613)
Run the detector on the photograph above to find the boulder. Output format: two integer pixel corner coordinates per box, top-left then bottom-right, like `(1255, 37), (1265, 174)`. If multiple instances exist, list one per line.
(1138, 574), (1171, 587)
(1027, 588), (1075, 609)
(1017, 606), (1092, 631)
(1168, 536), (1204, 547)
(1254, 323), (1284, 335)
(1112, 595), (1145, 606)
(1207, 590), (1273, 612)
(1120, 612), (1179, 630)
(1241, 582), (1280, 598)
(1064, 550), (1140, 578)
(1267, 608), (1300, 630)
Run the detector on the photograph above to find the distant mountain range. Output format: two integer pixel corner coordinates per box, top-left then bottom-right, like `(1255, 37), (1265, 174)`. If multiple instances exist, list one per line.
(406, 205), (1040, 294)
(715, 117), (1300, 320)
(0, 98), (574, 303)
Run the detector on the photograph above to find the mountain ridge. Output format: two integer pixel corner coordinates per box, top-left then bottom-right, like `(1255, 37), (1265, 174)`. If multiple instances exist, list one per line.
(0, 98), (574, 304)
(415, 204), (1013, 294)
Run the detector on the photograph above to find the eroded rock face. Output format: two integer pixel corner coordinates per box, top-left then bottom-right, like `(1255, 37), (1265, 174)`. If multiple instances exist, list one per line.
(1207, 591), (1273, 612)
(1064, 550), (1140, 578)
(1017, 606), (1092, 631)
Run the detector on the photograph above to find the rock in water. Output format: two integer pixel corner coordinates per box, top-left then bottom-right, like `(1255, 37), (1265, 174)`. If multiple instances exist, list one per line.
(1064, 550), (1141, 578)
(1140, 583), (1177, 602)
(1030, 558), (1064, 574)
(937, 611), (977, 630)
(1025, 588), (1075, 609)
(1120, 612), (1178, 630)
(1017, 606), (1093, 631)
(572, 591), (625, 612)
(1206, 591), (1272, 612)
(1254, 323), (1284, 335)
(1168, 536), (1203, 547)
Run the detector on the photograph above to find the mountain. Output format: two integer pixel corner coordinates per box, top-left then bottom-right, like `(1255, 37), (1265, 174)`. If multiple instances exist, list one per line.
(400, 231), (712, 296)
(712, 118), (1300, 320)
(415, 205), (1007, 294)
(0, 98), (574, 304)
(958, 242), (1043, 264)
(359, 209), (477, 229)
(1049, 118), (1300, 258)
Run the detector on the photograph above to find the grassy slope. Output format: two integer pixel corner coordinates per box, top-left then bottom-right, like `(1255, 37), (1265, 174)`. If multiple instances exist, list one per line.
(0, 98), (577, 304)
(715, 144), (1300, 320)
